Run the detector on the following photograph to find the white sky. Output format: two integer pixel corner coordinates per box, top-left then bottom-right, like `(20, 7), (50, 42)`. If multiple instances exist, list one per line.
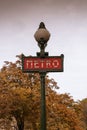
(0, 0), (87, 100)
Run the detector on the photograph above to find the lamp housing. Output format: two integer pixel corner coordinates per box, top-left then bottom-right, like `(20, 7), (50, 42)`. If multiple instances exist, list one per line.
(34, 22), (50, 44)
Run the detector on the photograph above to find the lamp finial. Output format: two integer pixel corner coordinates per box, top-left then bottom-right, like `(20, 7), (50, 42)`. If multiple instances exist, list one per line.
(39, 22), (46, 29)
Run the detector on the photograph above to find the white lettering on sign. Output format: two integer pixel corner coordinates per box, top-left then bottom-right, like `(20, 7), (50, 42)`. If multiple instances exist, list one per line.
(26, 60), (33, 68)
(22, 55), (64, 72)
(52, 60), (59, 68)
(40, 60), (44, 68)
(46, 60), (51, 68)
(25, 59), (60, 69)
(34, 61), (39, 68)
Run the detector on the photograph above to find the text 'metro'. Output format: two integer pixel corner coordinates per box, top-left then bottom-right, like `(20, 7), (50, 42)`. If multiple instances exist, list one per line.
(22, 55), (64, 73)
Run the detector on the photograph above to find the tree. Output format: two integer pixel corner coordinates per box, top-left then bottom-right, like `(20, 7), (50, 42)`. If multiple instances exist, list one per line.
(46, 89), (84, 130)
(0, 56), (84, 130)
(0, 59), (41, 130)
(80, 98), (87, 130)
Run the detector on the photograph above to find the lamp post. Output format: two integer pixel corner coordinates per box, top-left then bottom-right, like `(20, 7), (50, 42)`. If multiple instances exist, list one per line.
(34, 22), (50, 130)
(22, 22), (64, 130)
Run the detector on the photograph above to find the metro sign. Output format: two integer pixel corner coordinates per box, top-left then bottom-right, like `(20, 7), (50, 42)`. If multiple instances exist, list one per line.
(22, 54), (64, 73)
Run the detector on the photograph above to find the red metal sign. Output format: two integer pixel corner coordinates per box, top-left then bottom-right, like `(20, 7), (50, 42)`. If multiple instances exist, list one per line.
(22, 55), (64, 72)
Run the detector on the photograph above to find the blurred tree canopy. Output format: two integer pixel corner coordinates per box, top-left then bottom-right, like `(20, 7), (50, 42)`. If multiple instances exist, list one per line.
(0, 55), (85, 130)
(80, 98), (87, 130)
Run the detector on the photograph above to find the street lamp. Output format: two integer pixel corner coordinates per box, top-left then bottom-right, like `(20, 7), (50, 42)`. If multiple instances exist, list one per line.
(34, 22), (50, 130)
(22, 22), (64, 130)
(34, 22), (50, 57)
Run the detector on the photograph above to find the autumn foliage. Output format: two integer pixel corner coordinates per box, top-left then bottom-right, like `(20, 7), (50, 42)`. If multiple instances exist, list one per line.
(0, 56), (85, 130)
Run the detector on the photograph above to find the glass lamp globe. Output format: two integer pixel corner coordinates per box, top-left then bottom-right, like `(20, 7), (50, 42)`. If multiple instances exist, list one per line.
(34, 22), (50, 44)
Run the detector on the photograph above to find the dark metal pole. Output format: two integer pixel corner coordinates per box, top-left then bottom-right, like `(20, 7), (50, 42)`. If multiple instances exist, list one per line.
(35, 22), (50, 130)
(40, 72), (46, 130)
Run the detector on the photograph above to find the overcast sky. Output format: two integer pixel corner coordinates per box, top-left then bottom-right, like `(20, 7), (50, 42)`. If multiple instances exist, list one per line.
(0, 0), (87, 100)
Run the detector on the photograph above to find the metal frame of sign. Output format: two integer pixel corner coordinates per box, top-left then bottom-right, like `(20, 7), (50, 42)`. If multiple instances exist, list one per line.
(22, 54), (64, 73)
